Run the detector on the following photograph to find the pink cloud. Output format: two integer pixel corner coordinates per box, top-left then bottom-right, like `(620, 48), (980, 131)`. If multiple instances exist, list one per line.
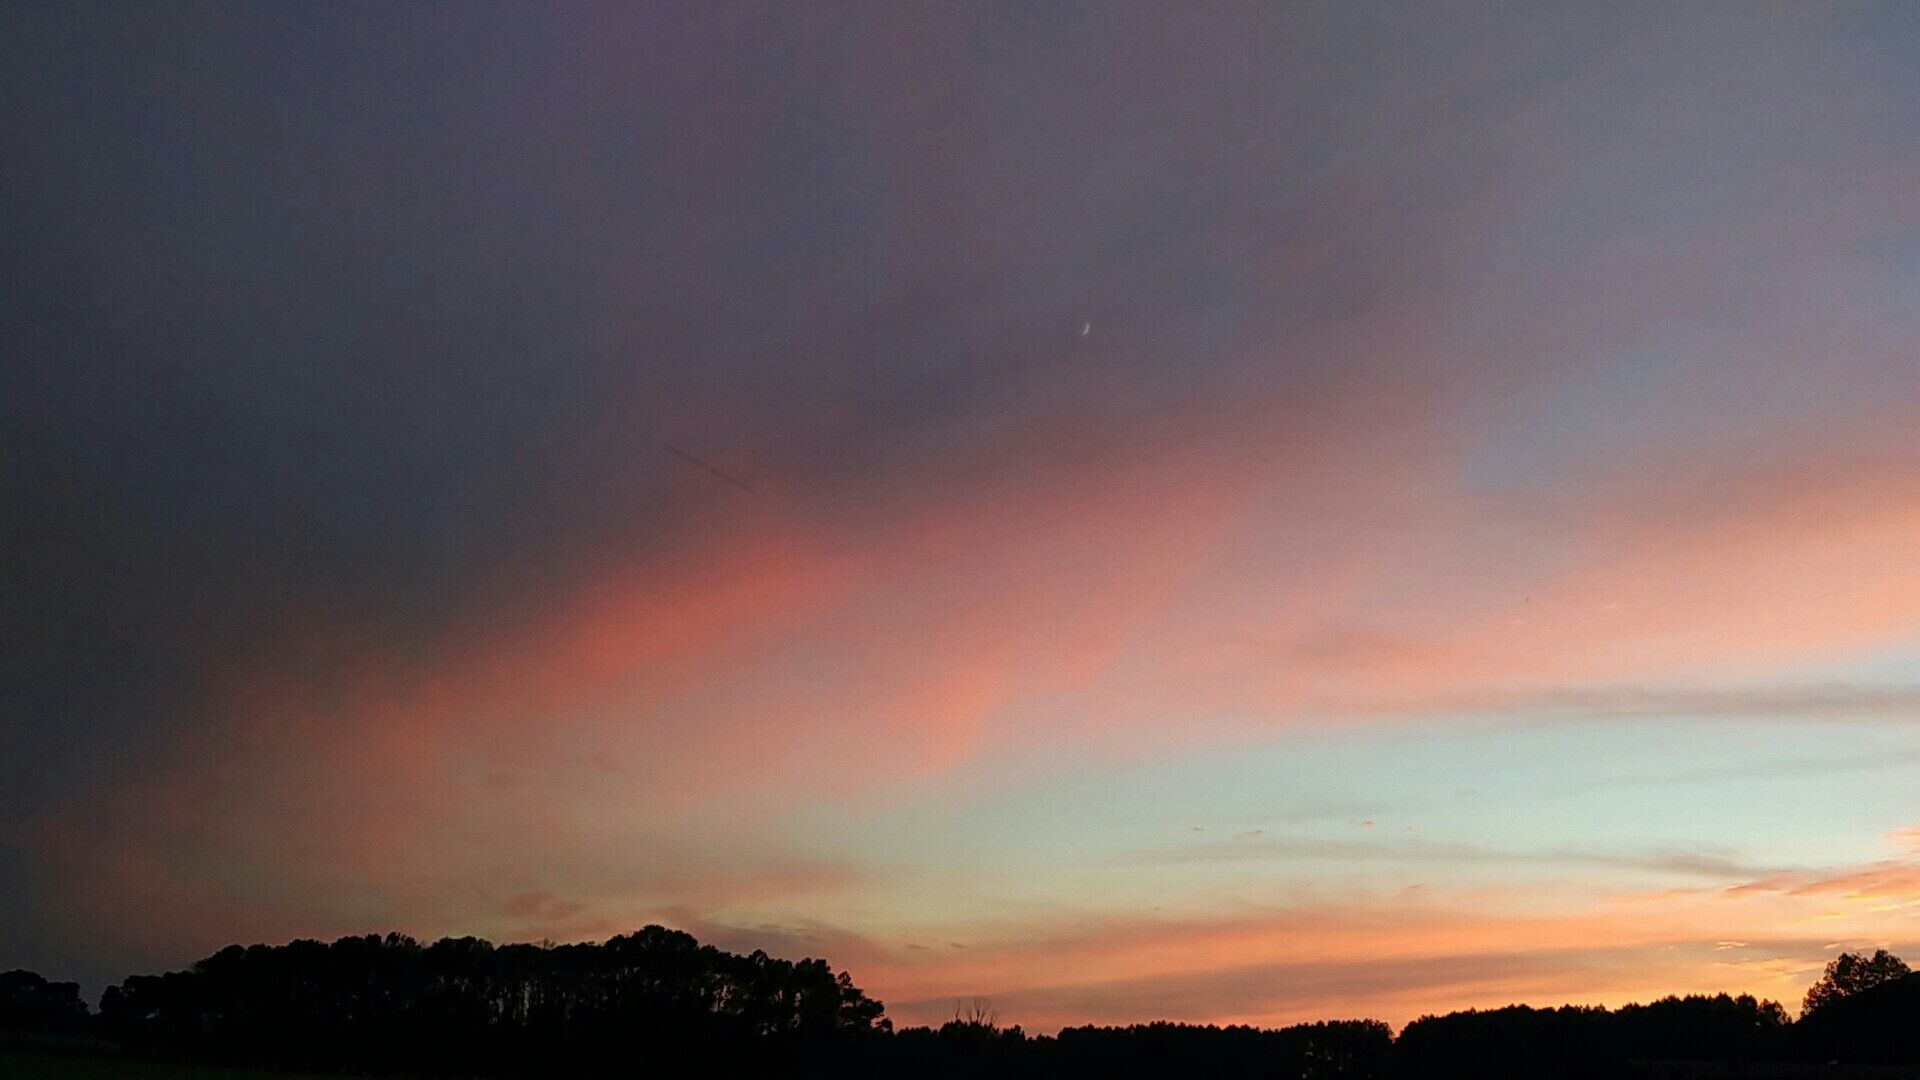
(1726, 864), (1920, 903)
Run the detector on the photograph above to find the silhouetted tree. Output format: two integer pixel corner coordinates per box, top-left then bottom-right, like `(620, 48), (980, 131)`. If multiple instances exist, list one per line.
(0, 970), (88, 1035)
(1612, 993), (1790, 1064)
(96, 926), (887, 1075)
(1791, 966), (1920, 1066)
(1801, 948), (1910, 1017)
(1394, 995), (1790, 1079)
(1048, 1019), (1391, 1079)
(37, 935), (1920, 1077)
(1395, 1005), (1614, 1079)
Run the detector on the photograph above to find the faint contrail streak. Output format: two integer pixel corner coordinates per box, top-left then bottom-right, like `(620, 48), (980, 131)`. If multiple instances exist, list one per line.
(663, 443), (754, 492)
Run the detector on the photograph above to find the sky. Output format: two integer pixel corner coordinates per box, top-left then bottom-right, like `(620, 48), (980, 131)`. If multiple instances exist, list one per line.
(4, 1), (1920, 1032)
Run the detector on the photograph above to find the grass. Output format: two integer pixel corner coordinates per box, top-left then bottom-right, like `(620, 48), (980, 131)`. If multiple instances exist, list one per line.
(0, 1049), (321, 1079)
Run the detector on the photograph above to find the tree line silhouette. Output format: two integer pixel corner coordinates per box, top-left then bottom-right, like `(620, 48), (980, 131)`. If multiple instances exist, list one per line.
(3, 931), (1917, 1077)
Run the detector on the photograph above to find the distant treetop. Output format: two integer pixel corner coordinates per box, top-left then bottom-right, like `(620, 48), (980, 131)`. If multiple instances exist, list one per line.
(1802, 949), (1911, 1017)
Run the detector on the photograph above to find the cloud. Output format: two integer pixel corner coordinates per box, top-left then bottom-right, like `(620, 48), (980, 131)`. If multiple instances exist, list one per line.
(1725, 864), (1920, 904)
(1585, 748), (1920, 791)
(1693, 827), (1920, 907)
(1115, 833), (1772, 881)
(1434, 684), (1920, 725)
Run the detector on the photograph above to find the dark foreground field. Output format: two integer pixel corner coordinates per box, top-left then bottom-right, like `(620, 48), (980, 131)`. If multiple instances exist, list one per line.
(0, 1049), (312, 1079)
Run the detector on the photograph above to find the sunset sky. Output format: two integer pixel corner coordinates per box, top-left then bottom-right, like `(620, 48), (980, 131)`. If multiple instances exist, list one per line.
(5, 2), (1920, 1031)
